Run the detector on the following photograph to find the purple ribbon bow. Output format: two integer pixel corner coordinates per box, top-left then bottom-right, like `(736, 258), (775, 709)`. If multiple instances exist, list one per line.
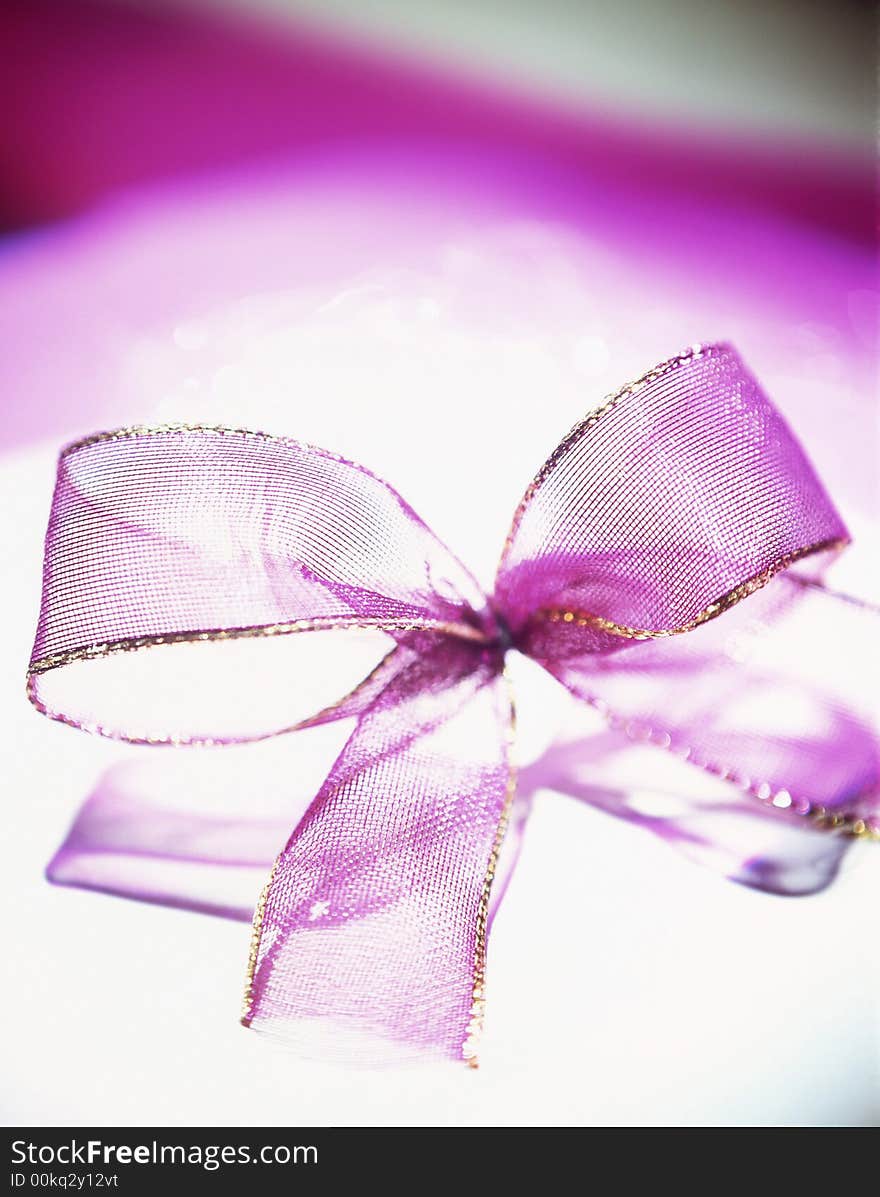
(28, 343), (878, 1065)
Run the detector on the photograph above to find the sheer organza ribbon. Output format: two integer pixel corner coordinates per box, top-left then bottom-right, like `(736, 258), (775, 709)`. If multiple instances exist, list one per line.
(28, 343), (878, 1065)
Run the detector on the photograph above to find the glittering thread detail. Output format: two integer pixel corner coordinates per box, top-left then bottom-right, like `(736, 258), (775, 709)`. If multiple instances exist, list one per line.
(25, 638), (412, 747)
(462, 669), (517, 1068)
(241, 853), (282, 1027)
(571, 691), (879, 840)
(60, 421), (401, 474)
(28, 617), (487, 679)
(532, 536), (849, 641)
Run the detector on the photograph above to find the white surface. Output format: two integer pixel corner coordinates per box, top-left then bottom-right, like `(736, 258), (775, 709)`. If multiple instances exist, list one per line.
(1, 160), (877, 1127)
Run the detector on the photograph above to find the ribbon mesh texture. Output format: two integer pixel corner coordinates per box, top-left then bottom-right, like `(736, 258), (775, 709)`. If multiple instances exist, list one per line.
(28, 343), (878, 1065)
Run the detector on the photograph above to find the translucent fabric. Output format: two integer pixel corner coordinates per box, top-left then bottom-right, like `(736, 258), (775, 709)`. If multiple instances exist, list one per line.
(28, 343), (878, 1064)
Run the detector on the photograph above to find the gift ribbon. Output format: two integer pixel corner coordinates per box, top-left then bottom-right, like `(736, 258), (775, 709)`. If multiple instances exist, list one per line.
(27, 343), (878, 1065)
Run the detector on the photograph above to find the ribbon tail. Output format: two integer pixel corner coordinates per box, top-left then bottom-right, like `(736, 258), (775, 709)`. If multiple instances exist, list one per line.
(241, 639), (516, 1066)
(545, 576), (879, 835)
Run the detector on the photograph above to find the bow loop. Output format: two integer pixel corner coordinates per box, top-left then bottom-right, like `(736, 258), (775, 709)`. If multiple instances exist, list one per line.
(29, 425), (489, 744)
(494, 344), (848, 651)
